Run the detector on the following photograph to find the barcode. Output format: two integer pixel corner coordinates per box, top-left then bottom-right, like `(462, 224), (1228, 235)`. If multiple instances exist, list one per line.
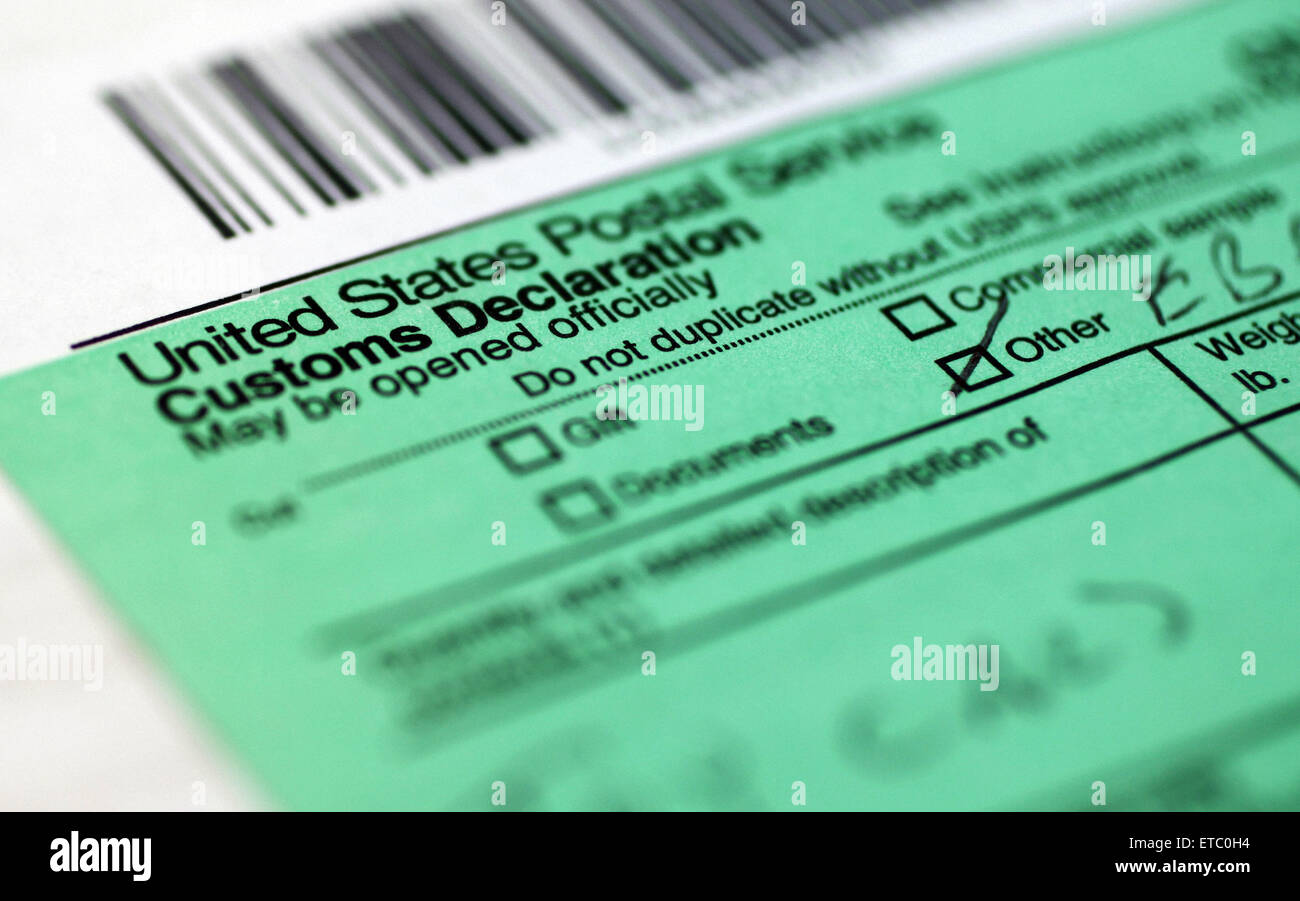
(103, 0), (964, 239)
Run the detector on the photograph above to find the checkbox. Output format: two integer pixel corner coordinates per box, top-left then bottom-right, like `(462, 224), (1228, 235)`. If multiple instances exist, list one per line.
(934, 345), (1013, 391)
(539, 479), (617, 532)
(488, 425), (563, 475)
(881, 294), (955, 341)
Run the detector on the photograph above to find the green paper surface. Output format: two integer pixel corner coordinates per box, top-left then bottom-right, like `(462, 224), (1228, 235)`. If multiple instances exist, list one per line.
(3, 0), (1299, 809)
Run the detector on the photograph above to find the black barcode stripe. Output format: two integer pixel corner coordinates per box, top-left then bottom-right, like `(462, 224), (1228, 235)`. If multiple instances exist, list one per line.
(745, 0), (813, 53)
(782, 0), (843, 49)
(405, 12), (534, 146)
(219, 56), (353, 204)
(821, 0), (873, 33)
(611, 0), (720, 86)
(648, 0), (744, 75)
(782, 0), (845, 47)
(258, 51), (382, 198)
(139, 83), (255, 233)
(488, 11), (607, 124)
(148, 81), (273, 228)
(511, 0), (629, 114)
(269, 45), (393, 191)
(726, 1), (798, 61)
(179, 74), (308, 217)
(376, 18), (510, 154)
(854, 0), (883, 24)
(515, 3), (660, 114)
(348, 26), (478, 162)
(577, 0), (693, 92)
(395, 13), (526, 148)
(302, 46), (407, 187)
(692, 0), (771, 69)
(324, 32), (443, 173)
(106, 0), (965, 238)
(423, 9), (557, 139)
(213, 59), (342, 205)
(126, 87), (248, 235)
(759, 0), (837, 54)
(695, 0), (787, 69)
(304, 37), (417, 182)
(103, 91), (238, 239)
(869, 0), (919, 23)
(229, 56), (365, 202)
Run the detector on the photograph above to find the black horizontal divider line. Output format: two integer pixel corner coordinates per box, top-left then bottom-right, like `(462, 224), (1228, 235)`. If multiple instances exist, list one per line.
(275, 127), (1300, 486)
(312, 373), (1300, 653)
(340, 402), (1300, 747)
(305, 283), (1300, 499)
(70, 114), (1300, 350)
(638, 416), (1282, 659)
(302, 284), (1300, 492)
(1149, 345), (1300, 488)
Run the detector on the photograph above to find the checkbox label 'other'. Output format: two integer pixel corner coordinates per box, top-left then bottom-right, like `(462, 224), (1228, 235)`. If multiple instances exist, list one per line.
(881, 294), (955, 341)
(934, 345), (1013, 392)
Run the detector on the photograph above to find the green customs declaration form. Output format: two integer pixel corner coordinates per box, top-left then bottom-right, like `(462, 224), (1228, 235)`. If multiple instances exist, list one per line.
(1, 0), (1298, 810)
